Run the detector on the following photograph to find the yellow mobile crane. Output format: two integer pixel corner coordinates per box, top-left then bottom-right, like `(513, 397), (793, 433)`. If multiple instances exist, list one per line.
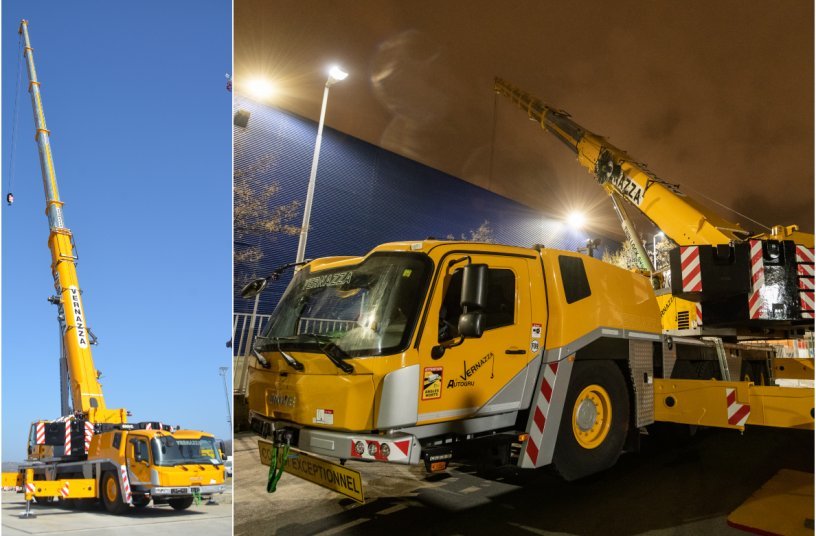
(242, 241), (813, 502)
(239, 82), (812, 508)
(2, 20), (225, 516)
(492, 78), (814, 337)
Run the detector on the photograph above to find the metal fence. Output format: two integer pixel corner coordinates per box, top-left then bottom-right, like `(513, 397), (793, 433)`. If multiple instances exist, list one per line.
(232, 312), (271, 394)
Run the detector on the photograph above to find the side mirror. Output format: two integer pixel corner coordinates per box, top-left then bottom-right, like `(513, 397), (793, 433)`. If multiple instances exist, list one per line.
(240, 277), (268, 299)
(459, 263), (487, 339)
(460, 264), (487, 310)
(458, 311), (485, 338)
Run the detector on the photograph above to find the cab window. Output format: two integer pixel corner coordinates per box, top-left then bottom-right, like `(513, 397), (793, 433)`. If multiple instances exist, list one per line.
(439, 267), (516, 341)
(130, 438), (150, 462)
(558, 255), (591, 303)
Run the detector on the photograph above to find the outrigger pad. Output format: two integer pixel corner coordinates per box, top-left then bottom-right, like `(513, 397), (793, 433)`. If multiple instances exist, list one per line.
(727, 469), (814, 536)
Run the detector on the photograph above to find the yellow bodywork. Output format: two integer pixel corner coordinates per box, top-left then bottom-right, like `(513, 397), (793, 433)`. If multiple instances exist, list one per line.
(87, 429), (225, 488)
(26, 479), (97, 499)
(773, 358), (815, 381)
(2, 472), (22, 488)
(654, 379), (814, 430)
(248, 241), (660, 431)
(656, 292), (700, 331)
(49, 228), (126, 424)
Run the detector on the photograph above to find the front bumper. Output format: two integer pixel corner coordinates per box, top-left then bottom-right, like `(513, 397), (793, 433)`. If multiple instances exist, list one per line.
(150, 484), (225, 497)
(250, 412), (421, 465)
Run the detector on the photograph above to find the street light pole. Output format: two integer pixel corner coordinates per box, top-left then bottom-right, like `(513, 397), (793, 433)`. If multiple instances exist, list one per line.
(295, 66), (348, 263)
(218, 367), (232, 430)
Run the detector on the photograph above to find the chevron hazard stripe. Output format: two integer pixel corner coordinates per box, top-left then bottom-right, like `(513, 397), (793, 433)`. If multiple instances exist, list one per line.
(521, 361), (559, 467)
(680, 247), (702, 292)
(748, 240), (767, 319)
(64, 421), (71, 455)
(795, 245), (815, 264)
(120, 465), (132, 505)
(726, 388), (750, 427)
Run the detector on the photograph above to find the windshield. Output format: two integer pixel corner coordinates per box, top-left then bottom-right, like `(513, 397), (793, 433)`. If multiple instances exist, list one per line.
(259, 253), (431, 357)
(151, 436), (222, 467)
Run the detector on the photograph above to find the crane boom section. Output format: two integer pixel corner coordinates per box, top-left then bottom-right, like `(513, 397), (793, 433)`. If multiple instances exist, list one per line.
(20, 21), (125, 424)
(494, 78), (751, 246)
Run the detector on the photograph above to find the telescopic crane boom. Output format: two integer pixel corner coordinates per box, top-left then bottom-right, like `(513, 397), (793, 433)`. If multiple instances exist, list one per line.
(494, 77), (814, 330)
(20, 20), (126, 424)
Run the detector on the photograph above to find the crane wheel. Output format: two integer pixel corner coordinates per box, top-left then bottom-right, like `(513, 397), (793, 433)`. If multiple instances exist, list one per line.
(168, 497), (194, 510)
(552, 360), (629, 481)
(101, 471), (130, 515)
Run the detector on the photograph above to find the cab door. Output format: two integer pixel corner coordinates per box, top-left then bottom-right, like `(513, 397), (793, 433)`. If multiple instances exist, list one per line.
(128, 437), (152, 486)
(417, 251), (539, 424)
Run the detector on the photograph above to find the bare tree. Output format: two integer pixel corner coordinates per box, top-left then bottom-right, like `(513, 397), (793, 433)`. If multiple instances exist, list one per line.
(233, 150), (301, 281)
(602, 240), (640, 270)
(602, 236), (676, 272)
(446, 220), (495, 243)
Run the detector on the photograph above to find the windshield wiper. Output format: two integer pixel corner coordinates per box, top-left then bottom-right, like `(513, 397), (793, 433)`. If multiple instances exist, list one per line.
(304, 333), (354, 374)
(253, 336), (304, 371)
(241, 260), (312, 299)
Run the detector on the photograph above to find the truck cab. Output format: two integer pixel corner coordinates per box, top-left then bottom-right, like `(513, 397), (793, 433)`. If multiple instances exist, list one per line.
(248, 240), (661, 479)
(93, 428), (226, 512)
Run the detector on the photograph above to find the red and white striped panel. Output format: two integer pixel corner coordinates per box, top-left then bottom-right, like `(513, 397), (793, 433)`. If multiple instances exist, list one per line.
(145, 423), (152, 430)
(84, 421), (94, 453)
(726, 388), (750, 427)
(349, 437), (411, 463)
(795, 245), (815, 264)
(796, 245), (815, 319)
(24, 482), (36, 496)
(680, 247), (703, 292)
(801, 291), (815, 316)
(35, 422), (45, 445)
(120, 465), (132, 505)
(64, 421), (72, 455)
(747, 240), (767, 320)
(521, 361), (559, 468)
(695, 303), (703, 327)
(59, 481), (70, 498)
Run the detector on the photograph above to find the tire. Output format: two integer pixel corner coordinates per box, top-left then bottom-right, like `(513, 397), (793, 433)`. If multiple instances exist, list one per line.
(551, 360), (630, 481)
(132, 496), (150, 509)
(168, 497), (194, 510)
(101, 471), (130, 515)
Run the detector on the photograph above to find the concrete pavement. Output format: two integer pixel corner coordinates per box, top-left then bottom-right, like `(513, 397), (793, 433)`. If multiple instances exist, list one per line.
(1, 479), (232, 536)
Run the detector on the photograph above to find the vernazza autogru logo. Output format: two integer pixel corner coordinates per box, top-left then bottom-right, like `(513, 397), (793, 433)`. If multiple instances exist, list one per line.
(447, 352), (494, 388)
(68, 286), (88, 348)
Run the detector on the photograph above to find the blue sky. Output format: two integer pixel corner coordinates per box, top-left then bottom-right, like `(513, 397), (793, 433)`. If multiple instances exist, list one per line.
(2, 3), (232, 461)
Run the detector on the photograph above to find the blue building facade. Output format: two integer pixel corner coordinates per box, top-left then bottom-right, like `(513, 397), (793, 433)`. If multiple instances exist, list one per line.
(233, 95), (614, 317)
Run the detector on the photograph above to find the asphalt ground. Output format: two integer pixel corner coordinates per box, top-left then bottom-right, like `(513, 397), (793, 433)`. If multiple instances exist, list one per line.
(234, 427), (813, 536)
(1, 478), (232, 536)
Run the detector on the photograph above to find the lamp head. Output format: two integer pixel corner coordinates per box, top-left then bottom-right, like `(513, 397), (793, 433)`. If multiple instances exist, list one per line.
(326, 65), (348, 87)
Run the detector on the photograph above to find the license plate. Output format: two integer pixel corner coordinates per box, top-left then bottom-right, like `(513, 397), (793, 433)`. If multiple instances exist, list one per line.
(170, 488), (187, 494)
(258, 439), (364, 503)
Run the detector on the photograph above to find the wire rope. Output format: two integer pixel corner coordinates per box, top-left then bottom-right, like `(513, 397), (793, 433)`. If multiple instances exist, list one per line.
(6, 33), (24, 203)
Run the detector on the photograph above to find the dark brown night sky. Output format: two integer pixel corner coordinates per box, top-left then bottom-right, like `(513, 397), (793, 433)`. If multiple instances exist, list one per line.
(235, 0), (814, 240)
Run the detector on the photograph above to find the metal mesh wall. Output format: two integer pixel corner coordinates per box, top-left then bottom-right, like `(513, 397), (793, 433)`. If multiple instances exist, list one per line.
(233, 95), (612, 316)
